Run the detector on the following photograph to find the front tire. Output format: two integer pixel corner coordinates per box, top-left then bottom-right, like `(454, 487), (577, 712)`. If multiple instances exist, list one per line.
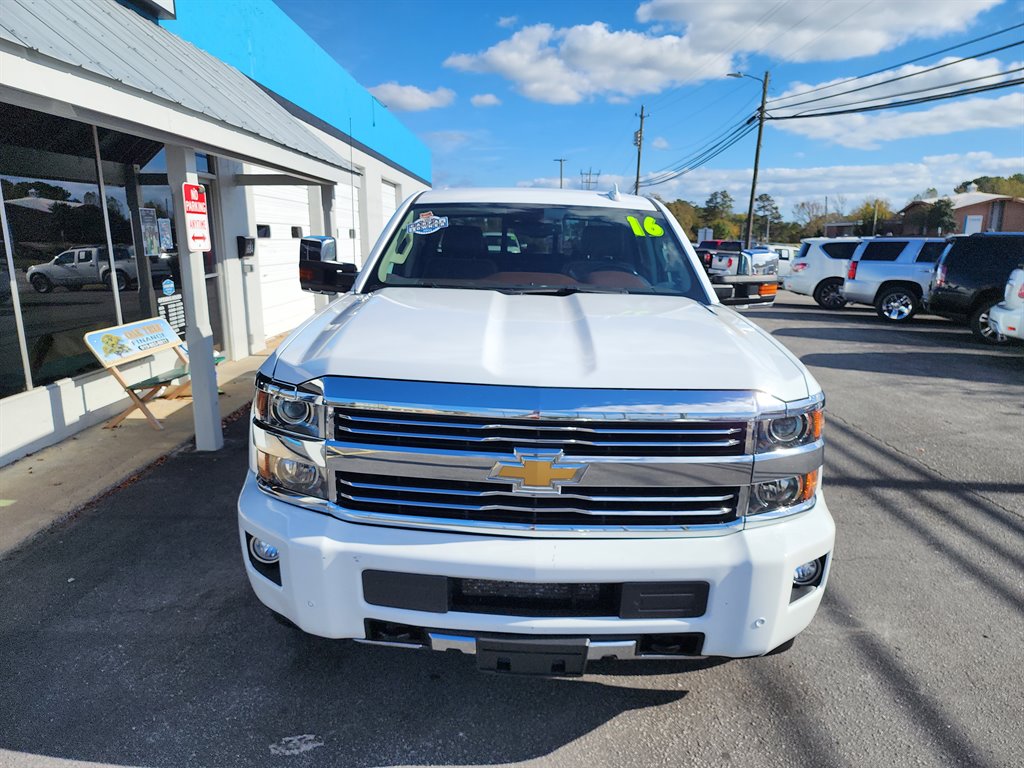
(813, 278), (846, 309)
(970, 300), (1007, 344)
(29, 273), (53, 294)
(875, 286), (919, 322)
(106, 270), (129, 292)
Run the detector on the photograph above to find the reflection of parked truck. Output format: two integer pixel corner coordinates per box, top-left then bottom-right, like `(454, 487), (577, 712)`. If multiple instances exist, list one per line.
(26, 245), (167, 293)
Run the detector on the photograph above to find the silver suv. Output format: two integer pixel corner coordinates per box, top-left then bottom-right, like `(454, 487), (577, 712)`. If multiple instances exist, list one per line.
(842, 238), (947, 322)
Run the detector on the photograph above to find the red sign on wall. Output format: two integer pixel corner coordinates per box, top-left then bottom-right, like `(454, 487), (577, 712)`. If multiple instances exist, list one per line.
(182, 183), (211, 253)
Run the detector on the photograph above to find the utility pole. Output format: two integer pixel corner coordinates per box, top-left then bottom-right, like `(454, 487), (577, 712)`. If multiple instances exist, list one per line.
(633, 105), (647, 195)
(871, 199), (879, 235)
(553, 158), (567, 189)
(580, 168), (601, 190)
(743, 71), (769, 249)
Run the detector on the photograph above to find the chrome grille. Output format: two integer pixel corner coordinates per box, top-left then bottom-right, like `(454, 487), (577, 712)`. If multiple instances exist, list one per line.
(334, 408), (747, 458)
(336, 471), (740, 528)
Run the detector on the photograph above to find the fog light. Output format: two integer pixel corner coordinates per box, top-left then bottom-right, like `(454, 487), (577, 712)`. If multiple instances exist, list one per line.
(793, 559), (822, 587)
(249, 536), (280, 564)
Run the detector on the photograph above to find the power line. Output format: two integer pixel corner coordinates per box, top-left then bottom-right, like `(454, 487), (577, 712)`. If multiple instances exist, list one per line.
(580, 168), (602, 190)
(769, 38), (1024, 112)
(646, 117), (750, 176)
(768, 21), (1024, 106)
(651, 87), (757, 151)
(640, 122), (758, 187)
(767, 77), (1024, 120)
(642, 117), (754, 183)
(784, 65), (1024, 117)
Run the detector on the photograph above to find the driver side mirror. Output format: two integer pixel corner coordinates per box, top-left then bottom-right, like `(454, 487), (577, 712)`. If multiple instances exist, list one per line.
(299, 236), (357, 294)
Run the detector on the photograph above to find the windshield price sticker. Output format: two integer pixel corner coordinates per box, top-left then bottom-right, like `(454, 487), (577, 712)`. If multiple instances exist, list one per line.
(408, 211), (449, 235)
(627, 215), (665, 237)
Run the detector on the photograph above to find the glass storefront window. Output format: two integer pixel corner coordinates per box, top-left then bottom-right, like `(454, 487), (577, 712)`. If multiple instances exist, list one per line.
(96, 127), (172, 325)
(0, 104), (183, 398)
(0, 104), (121, 393)
(0, 220), (27, 398)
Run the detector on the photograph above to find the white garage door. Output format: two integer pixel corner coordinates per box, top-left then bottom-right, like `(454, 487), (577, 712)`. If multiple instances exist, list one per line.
(253, 183), (314, 338)
(381, 180), (398, 226)
(336, 177), (362, 265)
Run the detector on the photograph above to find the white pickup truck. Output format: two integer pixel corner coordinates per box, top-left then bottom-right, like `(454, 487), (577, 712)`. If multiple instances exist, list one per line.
(27, 244), (137, 293)
(239, 188), (834, 675)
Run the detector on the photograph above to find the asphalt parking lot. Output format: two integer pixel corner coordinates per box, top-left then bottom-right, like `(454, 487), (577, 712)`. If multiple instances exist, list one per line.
(1, 293), (1022, 768)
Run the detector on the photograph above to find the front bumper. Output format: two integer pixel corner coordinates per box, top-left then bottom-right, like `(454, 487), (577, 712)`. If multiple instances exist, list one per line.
(238, 473), (835, 658)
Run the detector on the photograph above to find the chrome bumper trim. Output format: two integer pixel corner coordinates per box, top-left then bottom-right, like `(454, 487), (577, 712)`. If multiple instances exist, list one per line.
(357, 634), (695, 662)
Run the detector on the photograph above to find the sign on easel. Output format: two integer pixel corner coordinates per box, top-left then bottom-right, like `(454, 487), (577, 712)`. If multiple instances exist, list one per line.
(182, 182), (211, 252)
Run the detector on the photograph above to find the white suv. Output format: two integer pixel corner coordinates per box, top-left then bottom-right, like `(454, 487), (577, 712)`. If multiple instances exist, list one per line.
(783, 238), (861, 309)
(989, 267), (1024, 341)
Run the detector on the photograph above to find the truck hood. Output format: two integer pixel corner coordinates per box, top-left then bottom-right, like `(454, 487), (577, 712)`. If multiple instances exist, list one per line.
(268, 288), (812, 401)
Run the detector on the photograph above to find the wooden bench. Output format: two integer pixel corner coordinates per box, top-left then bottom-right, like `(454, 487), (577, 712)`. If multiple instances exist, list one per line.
(83, 318), (221, 430)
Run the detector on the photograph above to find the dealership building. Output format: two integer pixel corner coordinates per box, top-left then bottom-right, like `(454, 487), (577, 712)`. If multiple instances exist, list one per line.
(0, 0), (430, 465)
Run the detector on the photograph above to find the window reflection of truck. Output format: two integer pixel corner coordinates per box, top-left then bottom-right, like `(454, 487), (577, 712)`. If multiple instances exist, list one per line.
(26, 245), (169, 293)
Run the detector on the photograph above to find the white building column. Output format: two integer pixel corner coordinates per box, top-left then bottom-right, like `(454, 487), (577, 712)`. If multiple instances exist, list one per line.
(165, 145), (223, 452)
(309, 183), (337, 310)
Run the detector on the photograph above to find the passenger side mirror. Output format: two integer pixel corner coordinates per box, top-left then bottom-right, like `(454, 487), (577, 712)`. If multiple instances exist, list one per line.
(299, 236), (357, 294)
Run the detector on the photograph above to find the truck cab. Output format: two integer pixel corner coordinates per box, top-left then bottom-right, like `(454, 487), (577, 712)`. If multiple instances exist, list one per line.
(238, 188), (834, 675)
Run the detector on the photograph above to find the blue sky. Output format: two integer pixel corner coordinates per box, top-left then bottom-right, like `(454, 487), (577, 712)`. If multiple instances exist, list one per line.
(277, 0), (1023, 217)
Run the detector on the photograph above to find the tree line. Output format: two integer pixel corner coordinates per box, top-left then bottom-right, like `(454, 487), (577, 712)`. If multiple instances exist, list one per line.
(657, 173), (1022, 243)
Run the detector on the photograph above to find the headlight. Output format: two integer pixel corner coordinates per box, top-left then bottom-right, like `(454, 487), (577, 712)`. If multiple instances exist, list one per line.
(256, 450), (326, 498)
(756, 404), (823, 453)
(254, 377), (323, 438)
(748, 470), (818, 517)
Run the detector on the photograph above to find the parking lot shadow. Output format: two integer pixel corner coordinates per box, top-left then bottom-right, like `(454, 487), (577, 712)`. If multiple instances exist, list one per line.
(0, 419), (692, 768)
(773, 324), (981, 348)
(801, 350), (1023, 385)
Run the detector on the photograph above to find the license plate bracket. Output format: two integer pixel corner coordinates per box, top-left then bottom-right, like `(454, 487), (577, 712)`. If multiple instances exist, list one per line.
(475, 636), (589, 677)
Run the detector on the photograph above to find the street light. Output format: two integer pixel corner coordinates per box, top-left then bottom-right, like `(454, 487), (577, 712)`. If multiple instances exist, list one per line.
(728, 70), (770, 249)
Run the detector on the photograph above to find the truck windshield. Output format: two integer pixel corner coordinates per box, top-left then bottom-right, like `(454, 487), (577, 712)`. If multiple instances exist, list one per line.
(362, 204), (707, 300)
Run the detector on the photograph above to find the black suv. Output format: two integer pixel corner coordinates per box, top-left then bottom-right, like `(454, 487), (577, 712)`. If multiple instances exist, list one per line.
(927, 233), (1024, 343)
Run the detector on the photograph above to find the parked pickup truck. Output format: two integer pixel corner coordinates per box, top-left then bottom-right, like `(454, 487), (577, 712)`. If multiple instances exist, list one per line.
(694, 239), (742, 269)
(707, 246), (780, 305)
(841, 237), (947, 322)
(26, 244), (167, 293)
(239, 188), (834, 675)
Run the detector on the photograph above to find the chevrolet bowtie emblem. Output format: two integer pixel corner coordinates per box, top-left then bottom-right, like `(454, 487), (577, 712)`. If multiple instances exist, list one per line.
(489, 450), (588, 494)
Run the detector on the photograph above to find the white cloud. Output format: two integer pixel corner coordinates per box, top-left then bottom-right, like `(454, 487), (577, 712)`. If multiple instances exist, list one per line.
(498, 15), (517, 28)
(471, 93), (502, 107)
(445, 22), (728, 104)
(772, 92), (1024, 149)
(651, 136), (670, 150)
(369, 82), (455, 111)
(517, 152), (1024, 215)
(636, 0), (1005, 62)
(446, 2), (1002, 104)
